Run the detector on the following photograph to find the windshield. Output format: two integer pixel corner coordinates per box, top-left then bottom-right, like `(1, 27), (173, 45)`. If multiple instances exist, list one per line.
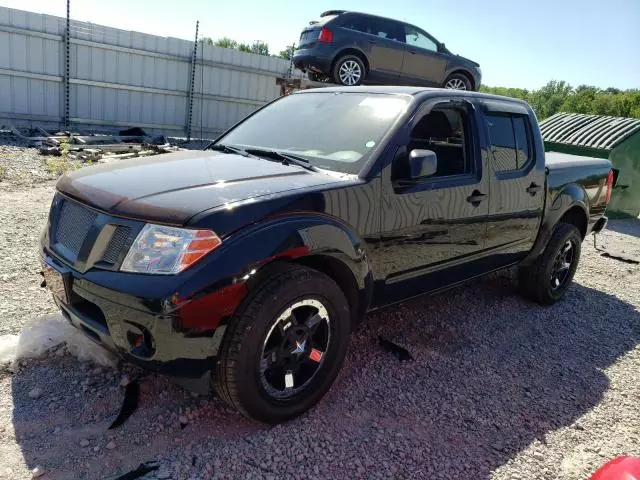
(214, 92), (410, 174)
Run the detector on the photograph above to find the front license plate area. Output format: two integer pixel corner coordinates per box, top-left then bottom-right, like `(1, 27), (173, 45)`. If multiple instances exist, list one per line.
(43, 262), (69, 305)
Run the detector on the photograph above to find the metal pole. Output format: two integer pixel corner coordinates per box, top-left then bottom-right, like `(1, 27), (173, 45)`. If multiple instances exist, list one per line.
(185, 20), (199, 141)
(63, 0), (71, 128)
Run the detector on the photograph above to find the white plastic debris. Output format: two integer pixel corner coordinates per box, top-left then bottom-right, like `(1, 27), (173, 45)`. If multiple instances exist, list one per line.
(0, 314), (117, 367)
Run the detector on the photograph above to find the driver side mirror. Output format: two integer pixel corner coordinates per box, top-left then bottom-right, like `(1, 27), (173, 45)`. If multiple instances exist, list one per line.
(409, 149), (438, 179)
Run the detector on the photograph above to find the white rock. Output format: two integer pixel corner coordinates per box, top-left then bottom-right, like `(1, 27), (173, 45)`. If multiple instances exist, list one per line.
(28, 387), (42, 399)
(80, 439), (90, 447)
(106, 441), (116, 450)
(156, 469), (171, 479)
(119, 375), (131, 387)
(31, 466), (46, 478)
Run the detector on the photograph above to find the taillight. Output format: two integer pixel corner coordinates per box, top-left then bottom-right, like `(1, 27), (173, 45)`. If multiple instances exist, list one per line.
(318, 27), (333, 43)
(605, 169), (614, 204)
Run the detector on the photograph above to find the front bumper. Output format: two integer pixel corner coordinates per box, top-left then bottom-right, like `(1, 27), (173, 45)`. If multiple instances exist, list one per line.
(41, 251), (229, 394)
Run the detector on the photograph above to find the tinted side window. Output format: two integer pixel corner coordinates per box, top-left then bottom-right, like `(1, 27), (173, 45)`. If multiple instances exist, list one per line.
(486, 113), (533, 172)
(341, 15), (369, 33)
(486, 114), (517, 172)
(404, 25), (438, 52)
(512, 116), (531, 168)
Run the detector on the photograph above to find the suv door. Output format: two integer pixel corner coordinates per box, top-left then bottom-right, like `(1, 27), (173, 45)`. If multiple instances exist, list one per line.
(340, 14), (405, 84)
(481, 101), (546, 266)
(372, 99), (490, 306)
(400, 24), (448, 86)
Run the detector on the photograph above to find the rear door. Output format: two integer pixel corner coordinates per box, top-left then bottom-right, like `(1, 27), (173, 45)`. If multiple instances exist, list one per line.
(482, 101), (546, 266)
(341, 14), (405, 83)
(400, 25), (448, 86)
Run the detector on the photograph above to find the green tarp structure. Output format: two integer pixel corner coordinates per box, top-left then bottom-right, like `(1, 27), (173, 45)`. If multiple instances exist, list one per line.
(540, 112), (640, 218)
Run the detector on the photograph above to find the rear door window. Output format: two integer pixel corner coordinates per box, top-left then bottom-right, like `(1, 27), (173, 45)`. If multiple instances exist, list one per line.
(486, 113), (533, 172)
(343, 15), (403, 42)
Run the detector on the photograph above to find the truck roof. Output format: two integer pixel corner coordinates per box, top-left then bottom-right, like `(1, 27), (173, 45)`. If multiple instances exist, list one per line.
(292, 86), (531, 106)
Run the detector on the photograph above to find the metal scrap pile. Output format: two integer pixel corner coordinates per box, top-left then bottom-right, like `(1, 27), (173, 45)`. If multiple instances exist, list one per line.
(9, 125), (184, 163)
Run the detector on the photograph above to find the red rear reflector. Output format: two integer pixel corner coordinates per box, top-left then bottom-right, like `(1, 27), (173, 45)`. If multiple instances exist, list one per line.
(605, 169), (614, 204)
(318, 27), (333, 43)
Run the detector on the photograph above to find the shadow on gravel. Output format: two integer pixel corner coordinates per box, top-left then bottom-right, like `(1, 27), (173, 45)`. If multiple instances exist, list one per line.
(10, 277), (640, 479)
(606, 218), (640, 237)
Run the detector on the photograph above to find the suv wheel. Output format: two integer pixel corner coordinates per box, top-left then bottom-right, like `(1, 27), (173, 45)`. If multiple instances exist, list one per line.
(443, 73), (472, 90)
(214, 265), (351, 424)
(518, 223), (582, 305)
(332, 55), (366, 86)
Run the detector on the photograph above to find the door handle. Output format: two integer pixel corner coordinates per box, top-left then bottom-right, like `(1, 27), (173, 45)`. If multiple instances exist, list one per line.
(368, 40), (376, 45)
(408, 50), (417, 55)
(466, 190), (487, 207)
(526, 183), (543, 196)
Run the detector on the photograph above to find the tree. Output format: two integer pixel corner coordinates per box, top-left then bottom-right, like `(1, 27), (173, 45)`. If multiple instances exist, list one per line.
(278, 44), (296, 61)
(214, 37), (239, 49)
(249, 41), (269, 56)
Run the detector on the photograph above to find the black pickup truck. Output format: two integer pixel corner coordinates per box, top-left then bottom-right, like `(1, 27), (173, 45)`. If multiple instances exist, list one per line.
(40, 87), (613, 423)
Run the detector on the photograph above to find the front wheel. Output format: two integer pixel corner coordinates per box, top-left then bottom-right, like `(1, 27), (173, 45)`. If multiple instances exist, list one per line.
(443, 73), (472, 90)
(214, 265), (351, 423)
(332, 55), (366, 86)
(518, 223), (582, 305)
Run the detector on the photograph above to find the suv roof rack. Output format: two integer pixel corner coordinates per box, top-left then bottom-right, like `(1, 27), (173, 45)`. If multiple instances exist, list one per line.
(320, 10), (346, 17)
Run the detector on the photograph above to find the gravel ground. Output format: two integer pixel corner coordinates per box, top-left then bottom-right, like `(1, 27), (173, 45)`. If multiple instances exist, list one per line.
(0, 138), (639, 479)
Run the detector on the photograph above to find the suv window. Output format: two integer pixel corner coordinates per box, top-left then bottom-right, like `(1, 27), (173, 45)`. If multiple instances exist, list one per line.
(343, 15), (403, 42)
(399, 106), (471, 179)
(404, 25), (438, 52)
(486, 113), (532, 172)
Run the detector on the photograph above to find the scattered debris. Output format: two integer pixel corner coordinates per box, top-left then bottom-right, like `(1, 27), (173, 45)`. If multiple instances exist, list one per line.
(30, 466), (46, 478)
(601, 251), (640, 264)
(108, 381), (140, 429)
(112, 461), (159, 480)
(378, 335), (414, 361)
(119, 127), (147, 137)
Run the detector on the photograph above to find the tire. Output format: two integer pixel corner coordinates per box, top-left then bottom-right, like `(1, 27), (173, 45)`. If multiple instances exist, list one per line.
(332, 55), (366, 86)
(443, 73), (472, 91)
(518, 223), (582, 305)
(214, 265), (351, 424)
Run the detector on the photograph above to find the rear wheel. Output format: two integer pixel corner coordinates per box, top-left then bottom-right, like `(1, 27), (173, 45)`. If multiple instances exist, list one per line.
(518, 223), (582, 305)
(332, 55), (366, 86)
(443, 73), (472, 90)
(214, 265), (351, 423)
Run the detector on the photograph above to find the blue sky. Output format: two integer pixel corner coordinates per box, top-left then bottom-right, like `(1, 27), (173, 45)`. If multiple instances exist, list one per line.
(2, 0), (639, 89)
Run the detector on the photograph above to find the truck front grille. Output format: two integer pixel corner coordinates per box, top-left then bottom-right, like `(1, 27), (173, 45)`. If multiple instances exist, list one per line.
(53, 199), (98, 260)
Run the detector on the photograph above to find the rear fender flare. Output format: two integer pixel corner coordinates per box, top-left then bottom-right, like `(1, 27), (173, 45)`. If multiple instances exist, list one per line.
(521, 183), (588, 266)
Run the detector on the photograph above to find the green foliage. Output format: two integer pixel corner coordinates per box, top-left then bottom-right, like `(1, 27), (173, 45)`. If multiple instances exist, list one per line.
(480, 81), (640, 120)
(278, 44), (296, 61)
(210, 37), (270, 56)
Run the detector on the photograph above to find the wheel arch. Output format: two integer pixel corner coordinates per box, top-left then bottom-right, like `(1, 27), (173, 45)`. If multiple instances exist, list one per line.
(446, 69), (476, 90)
(331, 48), (370, 76)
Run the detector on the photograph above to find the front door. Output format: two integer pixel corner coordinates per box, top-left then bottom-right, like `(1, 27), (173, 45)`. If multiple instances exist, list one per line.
(400, 25), (448, 86)
(371, 99), (490, 307)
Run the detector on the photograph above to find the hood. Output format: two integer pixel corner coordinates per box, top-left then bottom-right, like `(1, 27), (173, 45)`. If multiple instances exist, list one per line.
(56, 150), (348, 225)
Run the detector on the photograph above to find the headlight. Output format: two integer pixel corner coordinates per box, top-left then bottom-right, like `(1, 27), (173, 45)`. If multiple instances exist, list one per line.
(121, 224), (222, 274)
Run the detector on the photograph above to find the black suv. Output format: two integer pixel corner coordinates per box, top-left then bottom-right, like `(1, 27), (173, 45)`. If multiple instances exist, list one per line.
(293, 10), (481, 90)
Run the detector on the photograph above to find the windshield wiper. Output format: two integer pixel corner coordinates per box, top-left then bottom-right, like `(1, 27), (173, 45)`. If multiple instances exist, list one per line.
(246, 148), (319, 172)
(208, 143), (257, 158)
